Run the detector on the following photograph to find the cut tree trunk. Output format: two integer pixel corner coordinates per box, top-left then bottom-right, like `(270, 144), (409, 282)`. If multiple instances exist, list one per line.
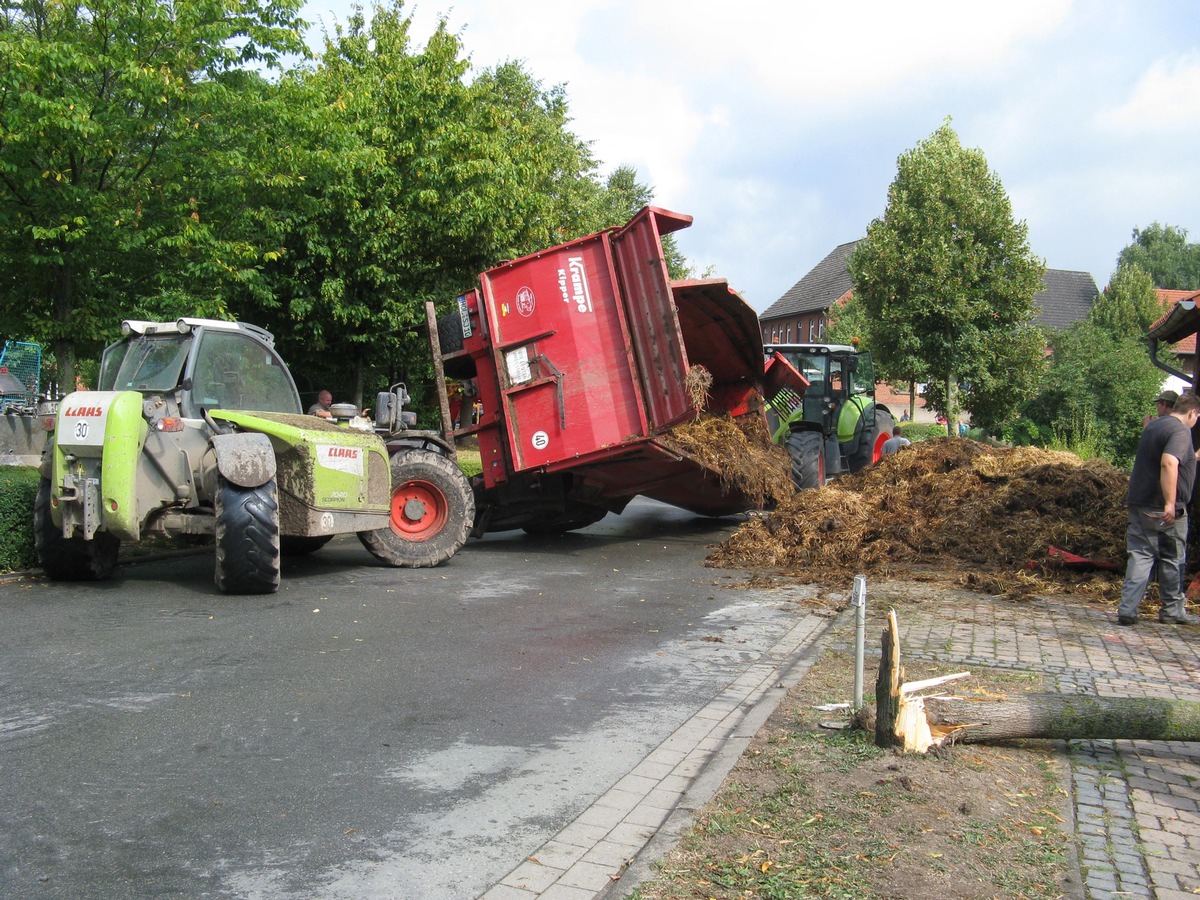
(924, 694), (1200, 743)
(872, 608), (1200, 751)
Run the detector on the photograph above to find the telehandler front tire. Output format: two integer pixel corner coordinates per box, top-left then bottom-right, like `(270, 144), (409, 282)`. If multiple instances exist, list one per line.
(359, 449), (473, 567)
(34, 478), (119, 581)
(214, 476), (281, 594)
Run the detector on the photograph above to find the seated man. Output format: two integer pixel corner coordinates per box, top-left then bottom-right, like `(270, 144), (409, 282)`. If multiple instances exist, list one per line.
(308, 390), (333, 418)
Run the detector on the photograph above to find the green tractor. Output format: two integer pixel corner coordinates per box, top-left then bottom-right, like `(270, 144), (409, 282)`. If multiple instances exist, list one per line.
(764, 343), (896, 489)
(36, 318), (472, 593)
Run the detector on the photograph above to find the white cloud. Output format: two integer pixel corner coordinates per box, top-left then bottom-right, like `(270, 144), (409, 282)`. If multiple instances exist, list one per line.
(622, 0), (1072, 105)
(1097, 57), (1200, 135)
(300, 0), (1200, 310)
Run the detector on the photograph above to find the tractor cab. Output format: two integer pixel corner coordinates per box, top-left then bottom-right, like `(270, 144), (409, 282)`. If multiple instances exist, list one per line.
(763, 343), (894, 488)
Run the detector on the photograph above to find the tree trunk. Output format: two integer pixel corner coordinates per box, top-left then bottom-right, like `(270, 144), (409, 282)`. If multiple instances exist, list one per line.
(925, 694), (1200, 743)
(874, 610), (902, 748)
(871, 608), (1200, 750)
(353, 352), (365, 411)
(54, 261), (75, 396)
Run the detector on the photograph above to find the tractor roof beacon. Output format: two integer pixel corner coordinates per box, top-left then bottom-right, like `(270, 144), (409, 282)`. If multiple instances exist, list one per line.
(37, 318), (472, 594)
(762, 342), (895, 490)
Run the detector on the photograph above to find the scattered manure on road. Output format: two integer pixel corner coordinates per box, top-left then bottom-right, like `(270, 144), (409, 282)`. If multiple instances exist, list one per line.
(660, 413), (793, 511)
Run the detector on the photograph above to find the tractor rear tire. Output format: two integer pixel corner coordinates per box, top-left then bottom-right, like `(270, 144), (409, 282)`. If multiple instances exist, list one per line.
(214, 476), (281, 594)
(849, 407), (895, 473)
(786, 430), (826, 491)
(34, 478), (119, 581)
(359, 448), (474, 567)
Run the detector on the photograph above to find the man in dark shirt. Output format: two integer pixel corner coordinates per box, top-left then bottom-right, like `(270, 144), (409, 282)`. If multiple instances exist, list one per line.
(1118, 392), (1200, 626)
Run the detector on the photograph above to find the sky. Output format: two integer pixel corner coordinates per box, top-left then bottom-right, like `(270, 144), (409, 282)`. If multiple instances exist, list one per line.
(298, 0), (1200, 312)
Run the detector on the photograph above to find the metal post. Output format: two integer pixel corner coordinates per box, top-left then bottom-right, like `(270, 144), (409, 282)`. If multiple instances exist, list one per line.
(852, 574), (867, 709)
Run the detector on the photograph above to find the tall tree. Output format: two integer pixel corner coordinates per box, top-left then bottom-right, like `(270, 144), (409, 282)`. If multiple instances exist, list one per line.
(1089, 262), (1163, 334)
(849, 122), (1046, 432)
(261, 4), (639, 404)
(0, 0), (307, 387)
(1015, 262), (1164, 465)
(1117, 223), (1200, 291)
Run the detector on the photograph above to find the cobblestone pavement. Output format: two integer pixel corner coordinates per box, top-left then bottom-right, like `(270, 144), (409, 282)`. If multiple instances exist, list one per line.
(858, 589), (1200, 900)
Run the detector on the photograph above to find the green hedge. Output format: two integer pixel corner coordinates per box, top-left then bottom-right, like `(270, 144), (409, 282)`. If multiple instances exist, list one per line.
(0, 467), (39, 573)
(896, 423), (947, 441)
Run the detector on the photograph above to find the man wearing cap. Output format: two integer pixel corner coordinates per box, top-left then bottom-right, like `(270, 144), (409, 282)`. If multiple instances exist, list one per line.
(1142, 389), (1179, 428)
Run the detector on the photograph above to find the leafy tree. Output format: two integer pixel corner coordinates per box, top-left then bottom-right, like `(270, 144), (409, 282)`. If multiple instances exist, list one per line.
(825, 293), (871, 348)
(849, 122), (1046, 432)
(1117, 223), (1200, 290)
(1018, 317), (1162, 466)
(0, 0), (308, 388)
(258, 5), (664, 406)
(1089, 262), (1163, 334)
(1015, 261), (1168, 465)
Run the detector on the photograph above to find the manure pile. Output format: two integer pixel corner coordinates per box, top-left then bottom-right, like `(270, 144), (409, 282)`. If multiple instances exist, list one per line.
(660, 414), (793, 511)
(708, 439), (1130, 598)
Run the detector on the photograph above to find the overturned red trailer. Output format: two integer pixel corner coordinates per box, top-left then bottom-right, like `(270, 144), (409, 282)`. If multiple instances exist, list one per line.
(434, 207), (802, 534)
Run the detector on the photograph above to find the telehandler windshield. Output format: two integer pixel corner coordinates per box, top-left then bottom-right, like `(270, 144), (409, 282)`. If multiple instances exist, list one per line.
(98, 335), (191, 392)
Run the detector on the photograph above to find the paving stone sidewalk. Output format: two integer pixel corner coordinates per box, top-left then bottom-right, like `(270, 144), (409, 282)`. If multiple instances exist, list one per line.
(860, 590), (1200, 900)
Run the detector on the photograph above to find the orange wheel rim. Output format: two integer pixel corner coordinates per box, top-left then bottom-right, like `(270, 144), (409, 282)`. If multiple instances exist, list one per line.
(390, 480), (448, 540)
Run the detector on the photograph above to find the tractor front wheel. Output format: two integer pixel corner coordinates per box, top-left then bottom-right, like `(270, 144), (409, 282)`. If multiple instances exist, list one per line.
(214, 476), (281, 594)
(849, 407), (896, 472)
(34, 478), (119, 581)
(359, 449), (473, 567)
(786, 430), (826, 491)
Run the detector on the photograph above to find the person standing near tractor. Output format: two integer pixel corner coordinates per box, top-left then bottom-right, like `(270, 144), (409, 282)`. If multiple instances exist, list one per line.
(1118, 391), (1200, 626)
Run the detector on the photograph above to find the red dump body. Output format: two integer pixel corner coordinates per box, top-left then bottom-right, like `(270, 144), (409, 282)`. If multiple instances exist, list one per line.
(438, 207), (799, 532)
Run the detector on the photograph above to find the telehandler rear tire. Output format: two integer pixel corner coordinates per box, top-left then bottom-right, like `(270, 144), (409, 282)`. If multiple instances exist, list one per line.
(214, 476), (281, 594)
(359, 448), (473, 567)
(34, 478), (119, 581)
(786, 430), (826, 491)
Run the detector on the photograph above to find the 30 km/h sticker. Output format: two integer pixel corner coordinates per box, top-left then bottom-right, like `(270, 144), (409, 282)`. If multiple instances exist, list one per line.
(531, 431), (549, 451)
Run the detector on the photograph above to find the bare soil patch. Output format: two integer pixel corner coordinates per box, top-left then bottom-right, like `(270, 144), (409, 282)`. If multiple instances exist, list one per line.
(631, 626), (1075, 900)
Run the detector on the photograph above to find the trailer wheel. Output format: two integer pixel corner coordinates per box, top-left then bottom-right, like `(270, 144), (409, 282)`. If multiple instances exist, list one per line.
(437, 310), (477, 379)
(34, 478), (119, 581)
(849, 406), (895, 472)
(786, 430), (826, 491)
(359, 449), (474, 567)
(214, 476), (281, 594)
(280, 535), (333, 556)
(522, 504), (608, 535)
(437, 310), (465, 353)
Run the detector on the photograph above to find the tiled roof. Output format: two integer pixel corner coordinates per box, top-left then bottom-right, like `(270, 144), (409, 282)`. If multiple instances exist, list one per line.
(1149, 289), (1200, 354)
(759, 240), (858, 319)
(761, 244), (1098, 331)
(1032, 270), (1098, 330)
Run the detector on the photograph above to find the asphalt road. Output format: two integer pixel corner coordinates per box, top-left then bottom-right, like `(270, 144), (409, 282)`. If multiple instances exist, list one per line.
(0, 499), (821, 899)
